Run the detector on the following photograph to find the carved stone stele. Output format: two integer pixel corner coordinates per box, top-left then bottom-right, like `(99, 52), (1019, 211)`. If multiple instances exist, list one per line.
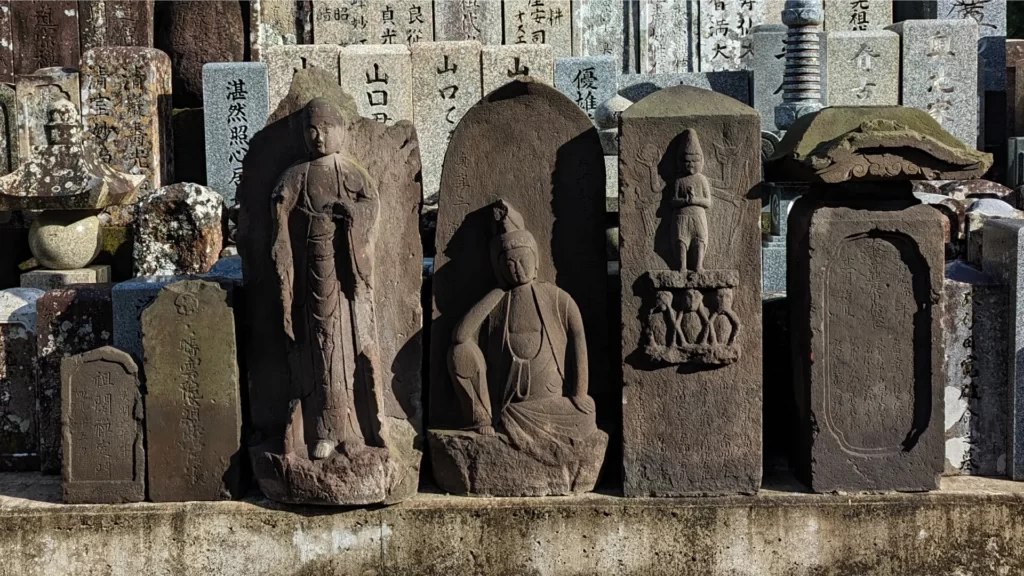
(237, 68), (423, 505)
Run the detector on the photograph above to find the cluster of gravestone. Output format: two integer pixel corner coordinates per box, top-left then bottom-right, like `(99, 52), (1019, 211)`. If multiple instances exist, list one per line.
(0, 0), (1020, 509)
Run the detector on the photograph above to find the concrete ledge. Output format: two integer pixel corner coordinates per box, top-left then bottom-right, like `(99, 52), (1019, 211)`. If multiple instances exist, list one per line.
(1, 473), (1022, 576)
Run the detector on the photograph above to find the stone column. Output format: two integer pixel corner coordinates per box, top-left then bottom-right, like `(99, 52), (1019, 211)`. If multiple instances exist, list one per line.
(775, 0), (823, 131)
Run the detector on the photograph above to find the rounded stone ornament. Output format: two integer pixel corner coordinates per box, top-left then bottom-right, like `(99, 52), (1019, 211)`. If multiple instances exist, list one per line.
(28, 210), (102, 270)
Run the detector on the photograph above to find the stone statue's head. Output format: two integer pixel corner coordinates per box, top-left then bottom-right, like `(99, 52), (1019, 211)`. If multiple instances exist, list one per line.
(654, 291), (673, 311)
(302, 98), (347, 159)
(678, 128), (703, 176)
(490, 200), (538, 287)
(715, 288), (733, 309)
(682, 289), (703, 312)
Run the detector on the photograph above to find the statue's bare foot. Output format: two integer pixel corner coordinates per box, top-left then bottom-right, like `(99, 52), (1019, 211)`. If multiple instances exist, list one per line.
(478, 425), (495, 436)
(312, 440), (335, 460)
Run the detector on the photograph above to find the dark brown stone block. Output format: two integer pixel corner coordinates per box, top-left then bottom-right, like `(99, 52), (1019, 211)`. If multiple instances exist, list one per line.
(11, 1), (79, 76)
(155, 1), (245, 108)
(60, 346), (143, 504)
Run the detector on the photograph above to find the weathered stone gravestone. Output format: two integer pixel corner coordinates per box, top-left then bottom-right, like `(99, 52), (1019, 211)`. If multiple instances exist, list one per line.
(888, 19), (978, 148)
(699, 0), (764, 71)
(618, 71), (751, 104)
(435, 0), (502, 44)
(265, 44), (342, 114)
(429, 81), (608, 496)
(60, 346), (144, 504)
(37, 284), (115, 474)
(639, 0), (696, 73)
(237, 68), (423, 505)
(15, 67), (80, 160)
(0, 85), (17, 175)
(554, 56), (616, 120)
(619, 85), (761, 496)
(821, 30), (898, 107)
(11, 1), (79, 75)
(823, 0), (891, 32)
(142, 279), (242, 501)
(767, 107), (994, 492)
(203, 62), (271, 205)
(0, 288), (42, 471)
(79, 0), (154, 51)
(250, 0), (310, 63)
(937, 0), (1005, 92)
(749, 24), (786, 132)
(134, 183), (224, 277)
(338, 45), (413, 125)
(481, 44), (554, 95)
(80, 47), (174, 197)
(313, 0), (433, 46)
(503, 0), (572, 58)
(572, 0), (625, 71)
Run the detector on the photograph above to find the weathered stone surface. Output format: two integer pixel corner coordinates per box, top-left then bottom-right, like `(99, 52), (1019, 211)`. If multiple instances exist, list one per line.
(15, 67), (79, 159)
(0, 0), (12, 84)
(429, 82), (608, 496)
(503, 0), (572, 58)
(338, 45), (413, 124)
(434, 0), (502, 44)
(111, 275), (178, 364)
(572, 0), (624, 71)
(888, 19), (979, 148)
(619, 85), (762, 496)
(944, 179), (1015, 203)
(966, 199), (1022, 266)
(250, 0), (307, 62)
(237, 70), (423, 505)
(0, 84), (16, 176)
(11, 1), (79, 75)
(313, 0), (433, 46)
(938, 0), (1005, 92)
(943, 262), (1008, 476)
(821, 31), (899, 107)
(155, 1), (244, 109)
(134, 183), (224, 277)
(79, 0), (154, 51)
(142, 279), (242, 501)
(20, 265), (110, 291)
(80, 47), (173, 197)
(766, 107), (994, 183)
(618, 71), (751, 104)
(202, 62), (270, 206)
(36, 284), (114, 474)
(28, 211), (101, 270)
(0, 287), (41, 471)
(411, 40), (481, 207)
(481, 44), (554, 95)
(699, 0), (763, 71)
(790, 197), (945, 492)
(596, 93), (631, 153)
(60, 346), (143, 503)
(640, 0), (696, 73)
(823, 0), (891, 32)
(265, 44), (341, 114)
(554, 55), (617, 120)
(749, 24), (786, 132)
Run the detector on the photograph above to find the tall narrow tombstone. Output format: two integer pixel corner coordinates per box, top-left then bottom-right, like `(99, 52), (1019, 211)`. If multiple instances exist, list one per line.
(821, 30), (899, 107)
(640, 0), (696, 73)
(699, 0), (764, 72)
(749, 24), (787, 132)
(36, 284), (114, 474)
(0, 0), (13, 84)
(823, 0), (891, 32)
(503, 0), (572, 58)
(0, 288), (42, 471)
(60, 346), (143, 504)
(768, 107), (993, 492)
(938, 0), (1005, 93)
(572, 0), (625, 71)
(338, 45), (413, 125)
(554, 55), (617, 120)
(15, 67), (80, 160)
(411, 41), (482, 207)
(80, 47), (173, 197)
(11, 1), (79, 75)
(266, 44), (342, 114)
(435, 0), (503, 44)
(203, 62), (270, 206)
(250, 0), (308, 62)
(620, 85), (761, 496)
(78, 0), (154, 51)
(429, 81), (608, 496)
(142, 279), (242, 501)
(481, 44), (554, 95)
(0, 85), (16, 176)
(888, 19), (978, 148)
(618, 71), (751, 104)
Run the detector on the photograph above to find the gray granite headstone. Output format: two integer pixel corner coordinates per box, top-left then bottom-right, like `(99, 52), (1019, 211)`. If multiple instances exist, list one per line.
(15, 67), (80, 160)
(434, 0), (503, 44)
(265, 44), (342, 113)
(202, 62), (270, 206)
(481, 44), (554, 95)
(339, 44), (414, 125)
(698, 0), (764, 71)
(748, 24), (786, 132)
(938, 0), (1006, 92)
(888, 19), (979, 148)
(572, 0), (625, 72)
(503, 0), (572, 58)
(823, 0), (891, 32)
(618, 71), (751, 104)
(821, 30), (899, 107)
(555, 55), (617, 120)
(640, 0), (697, 73)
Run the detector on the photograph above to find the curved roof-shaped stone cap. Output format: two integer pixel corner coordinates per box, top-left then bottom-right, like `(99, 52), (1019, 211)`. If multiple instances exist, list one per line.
(595, 94), (632, 130)
(765, 106), (993, 184)
(0, 287), (44, 332)
(621, 84), (758, 120)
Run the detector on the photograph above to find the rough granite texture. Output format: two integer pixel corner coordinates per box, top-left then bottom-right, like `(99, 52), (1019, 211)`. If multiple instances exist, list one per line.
(134, 183), (224, 277)
(155, 1), (245, 108)
(572, 0), (624, 72)
(14, 67), (80, 159)
(0, 0), (12, 84)
(338, 45), (413, 125)
(11, 1), (79, 75)
(639, 0), (696, 73)
(312, 0), (433, 47)
(434, 0), (502, 44)
(265, 44), (342, 114)
(0, 84), (18, 176)
(0, 287), (41, 471)
(20, 265), (110, 291)
(503, 0), (571, 58)
(937, 0), (1005, 92)
(823, 0), (891, 31)
(821, 31), (899, 107)
(249, 0), (307, 62)
(78, 0), (154, 51)
(749, 24), (786, 132)
(698, 0), (763, 71)
(481, 44), (554, 95)
(554, 55), (617, 121)
(27, 211), (101, 270)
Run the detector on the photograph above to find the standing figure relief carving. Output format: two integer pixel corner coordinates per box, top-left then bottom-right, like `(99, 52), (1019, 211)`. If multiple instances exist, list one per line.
(636, 129), (742, 367)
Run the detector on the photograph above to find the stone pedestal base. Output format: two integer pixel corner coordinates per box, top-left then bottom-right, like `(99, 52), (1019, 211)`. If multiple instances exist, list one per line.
(428, 429), (608, 497)
(20, 265), (110, 290)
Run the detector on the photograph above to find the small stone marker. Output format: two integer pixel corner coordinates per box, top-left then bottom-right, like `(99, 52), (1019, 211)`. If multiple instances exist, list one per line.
(0, 288), (42, 471)
(938, 0), (1005, 92)
(821, 30), (899, 107)
(554, 55), (617, 120)
(572, 0), (625, 71)
(823, 0), (891, 32)
(203, 62), (270, 206)
(640, 0), (696, 73)
(36, 284), (114, 474)
(250, 0), (309, 62)
(434, 0), (502, 44)
(618, 71), (751, 104)
(134, 183), (224, 277)
(79, 0), (154, 51)
(411, 40), (482, 207)
(481, 44), (553, 95)
(80, 47), (173, 196)
(749, 24), (786, 131)
(265, 44), (342, 114)
(699, 0), (764, 72)
(15, 67), (80, 159)
(338, 45), (413, 124)
(0, 0), (13, 84)
(503, 0), (572, 58)
(21, 265), (111, 291)
(888, 19), (978, 148)
(143, 279), (242, 501)
(60, 346), (143, 504)
(11, 1), (79, 75)
(0, 84), (16, 175)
